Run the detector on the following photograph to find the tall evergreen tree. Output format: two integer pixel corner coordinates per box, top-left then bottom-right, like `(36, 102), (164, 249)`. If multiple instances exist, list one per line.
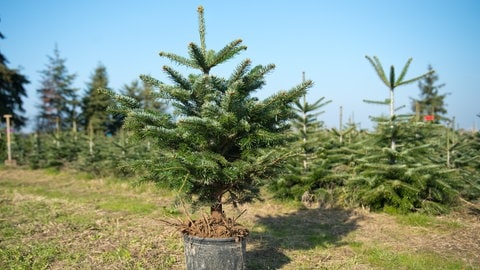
(36, 45), (78, 133)
(106, 6), (312, 217)
(0, 30), (29, 128)
(411, 65), (448, 123)
(81, 63), (118, 135)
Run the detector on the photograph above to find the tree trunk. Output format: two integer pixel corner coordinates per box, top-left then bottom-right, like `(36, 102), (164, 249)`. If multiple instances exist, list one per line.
(211, 202), (223, 222)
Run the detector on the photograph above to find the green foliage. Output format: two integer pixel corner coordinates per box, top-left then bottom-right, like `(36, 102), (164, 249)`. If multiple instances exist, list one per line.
(411, 65), (448, 123)
(365, 56), (434, 91)
(106, 6), (312, 210)
(339, 57), (465, 214)
(36, 45), (78, 132)
(120, 79), (167, 112)
(0, 134), (5, 161)
(449, 130), (480, 200)
(81, 63), (119, 135)
(365, 56), (434, 150)
(269, 89), (331, 201)
(0, 31), (30, 128)
(347, 118), (459, 214)
(47, 132), (83, 168)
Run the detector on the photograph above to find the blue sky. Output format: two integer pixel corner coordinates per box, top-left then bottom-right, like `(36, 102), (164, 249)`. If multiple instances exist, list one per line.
(2, 0), (480, 131)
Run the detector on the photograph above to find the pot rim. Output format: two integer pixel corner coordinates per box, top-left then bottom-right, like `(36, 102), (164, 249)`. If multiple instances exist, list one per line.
(183, 234), (247, 242)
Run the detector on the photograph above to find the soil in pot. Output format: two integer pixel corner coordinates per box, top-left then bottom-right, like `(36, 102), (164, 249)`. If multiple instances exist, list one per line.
(179, 211), (249, 239)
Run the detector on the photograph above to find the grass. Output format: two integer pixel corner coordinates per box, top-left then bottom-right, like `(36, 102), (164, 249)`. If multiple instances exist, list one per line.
(0, 242), (62, 269)
(361, 247), (470, 269)
(1, 167), (479, 269)
(395, 212), (464, 229)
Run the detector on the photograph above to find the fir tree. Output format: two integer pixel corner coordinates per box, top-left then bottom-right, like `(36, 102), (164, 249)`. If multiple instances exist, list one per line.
(269, 72), (331, 202)
(36, 45), (78, 133)
(411, 65), (449, 123)
(347, 117), (458, 214)
(0, 30), (29, 128)
(324, 124), (366, 204)
(106, 6), (312, 216)
(449, 130), (480, 200)
(293, 72), (331, 172)
(81, 63), (118, 135)
(75, 133), (118, 177)
(26, 132), (48, 169)
(121, 79), (167, 111)
(348, 57), (459, 214)
(365, 56), (433, 150)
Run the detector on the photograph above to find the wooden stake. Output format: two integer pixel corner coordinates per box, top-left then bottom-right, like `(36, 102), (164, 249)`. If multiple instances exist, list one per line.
(3, 114), (16, 166)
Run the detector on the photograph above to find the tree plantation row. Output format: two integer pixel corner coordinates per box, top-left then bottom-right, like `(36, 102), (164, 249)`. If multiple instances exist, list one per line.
(1, 114), (479, 215)
(1, 22), (479, 216)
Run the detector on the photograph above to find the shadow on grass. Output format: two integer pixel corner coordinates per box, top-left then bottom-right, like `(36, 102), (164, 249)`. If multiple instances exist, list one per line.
(246, 207), (363, 269)
(467, 205), (480, 217)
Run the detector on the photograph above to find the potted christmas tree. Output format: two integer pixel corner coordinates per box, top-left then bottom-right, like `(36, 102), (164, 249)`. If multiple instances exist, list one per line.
(105, 6), (312, 269)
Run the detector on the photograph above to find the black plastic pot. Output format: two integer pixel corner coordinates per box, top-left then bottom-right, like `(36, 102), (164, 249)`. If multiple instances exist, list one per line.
(183, 234), (246, 270)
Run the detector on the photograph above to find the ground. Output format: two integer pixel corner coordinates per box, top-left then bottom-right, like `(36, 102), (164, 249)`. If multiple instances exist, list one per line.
(0, 168), (479, 269)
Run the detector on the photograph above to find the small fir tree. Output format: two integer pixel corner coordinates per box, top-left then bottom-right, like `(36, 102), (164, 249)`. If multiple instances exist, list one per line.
(106, 6), (312, 222)
(365, 56), (433, 150)
(26, 132), (48, 169)
(293, 72), (331, 172)
(348, 57), (458, 214)
(324, 125), (366, 206)
(269, 73), (331, 202)
(347, 117), (458, 214)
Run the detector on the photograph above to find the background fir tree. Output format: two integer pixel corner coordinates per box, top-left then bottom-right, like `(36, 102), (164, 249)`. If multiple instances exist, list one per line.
(45, 130), (83, 169)
(25, 132), (48, 169)
(0, 30), (29, 128)
(365, 56), (434, 151)
(449, 130), (480, 200)
(269, 72), (331, 202)
(293, 72), (331, 173)
(346, 57), (458, 214)
(347, 116), (459, 214)
(324, 124), (366, 206)
(36, 45), (78, 133)
(106, 6), (312, 217)
(121, 79), (167, 111)
(81, 63), (119, 135)
(119, 79), (168, 165)
(411, 65), (449, 123)
(74, 133), (120, 177)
